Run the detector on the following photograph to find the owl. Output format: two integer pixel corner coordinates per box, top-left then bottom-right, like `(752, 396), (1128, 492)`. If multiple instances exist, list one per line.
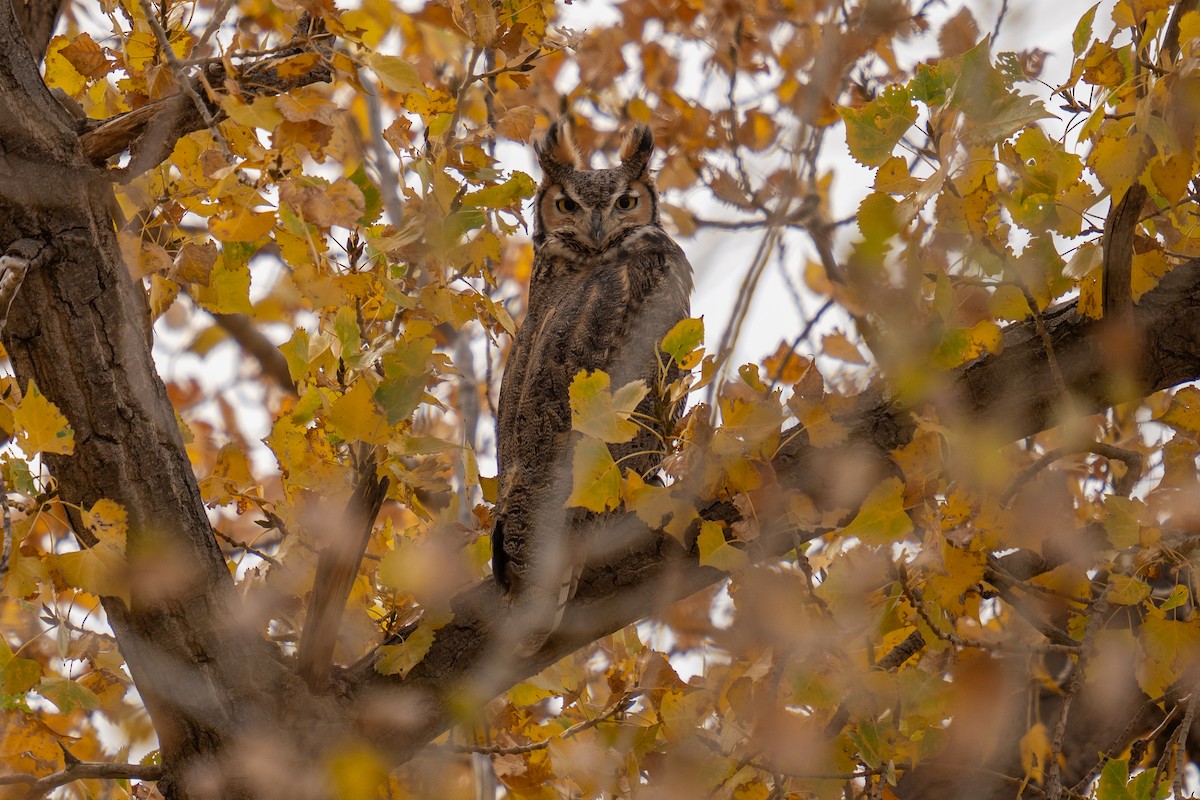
(492, 120), (693, 651)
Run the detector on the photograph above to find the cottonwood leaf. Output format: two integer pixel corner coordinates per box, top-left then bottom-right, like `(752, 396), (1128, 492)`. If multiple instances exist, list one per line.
(1106, 574), (1151, 606)
(462, 172), (536, 209)
(839, 85), (917, 167)
(697, 521), (747, 572)
(374, 612), (450, 677)
(1136, 614), (1200, 698)
(841, 477), (913, 545)
(368, 53), (423, 93)
(209, 208), (275, 242)
(14, 380), (74, 456)
(569, 371), (647, 444)
(1159, 386), (1200, 437)
(1018, 722), (1051, 784)
(1097, 758), (1155, 800)
(35, 678), (100, 714)
(661, 317), (704, 368)
(624, 471), (697, 543)
(328, 379), (393, 445)
(199, 443), (256, 506)
(566, 436), (621, 513)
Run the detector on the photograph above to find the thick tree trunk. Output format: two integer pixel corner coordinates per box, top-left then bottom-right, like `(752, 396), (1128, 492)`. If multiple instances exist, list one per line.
(0, 5), (344, 798)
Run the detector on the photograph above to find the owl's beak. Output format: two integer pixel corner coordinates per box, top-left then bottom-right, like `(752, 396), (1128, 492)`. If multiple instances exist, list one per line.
(590, 210), (606, 247)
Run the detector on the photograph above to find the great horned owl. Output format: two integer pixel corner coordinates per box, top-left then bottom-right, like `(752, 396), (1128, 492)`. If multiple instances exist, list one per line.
(492, 120), (693, 651)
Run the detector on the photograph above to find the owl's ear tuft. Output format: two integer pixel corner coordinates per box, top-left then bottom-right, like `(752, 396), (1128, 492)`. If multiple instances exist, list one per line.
(619, 125), (654, 176)
(536, 120), (583, 175)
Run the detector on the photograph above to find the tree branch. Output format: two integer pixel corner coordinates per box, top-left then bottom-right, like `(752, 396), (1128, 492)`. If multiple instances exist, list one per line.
(0, 759), (163, 797)
(343, 259), (1200, 766)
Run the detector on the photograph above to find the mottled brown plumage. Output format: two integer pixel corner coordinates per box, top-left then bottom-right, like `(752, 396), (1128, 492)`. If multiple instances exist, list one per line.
(493, 121), (693, 651)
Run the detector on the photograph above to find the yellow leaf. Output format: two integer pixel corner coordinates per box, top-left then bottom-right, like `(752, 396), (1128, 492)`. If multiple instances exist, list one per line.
(1162, 387), (1200, 436)
(209, 208), (275, 242)
(57, 509), (127, 601)
(1137, 615), (1200, 697)
(1087, 132), (1149, 196)
(1106, 574), (1151, 606)
(661, 317), (705, 366)
(822, 331), (867, 364)
(14, 379), (74, 456)
(368, 53), (423, 93)
(327, 379), (393, 445)
(624, 470), (698, 543)
(374, 611), (450, 677)
(698, 520), (748, 571)
(1131, 244), (1173, 300)
(841, 477), (913, 545)
(569, 371), (647, 444)
(220, 94), (284, 131)
(326, 743), (388, 800)
(1019, 722), (1051, 784)
(199, 443), (256, 506)
(566, 437), (621, 513)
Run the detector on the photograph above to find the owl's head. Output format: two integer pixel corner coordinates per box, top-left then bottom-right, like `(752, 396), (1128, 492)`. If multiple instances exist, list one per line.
(532, 120), (660, 252)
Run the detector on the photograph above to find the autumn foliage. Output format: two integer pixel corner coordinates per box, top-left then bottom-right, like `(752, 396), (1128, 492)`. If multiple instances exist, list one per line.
(3, 0), (1200, 798)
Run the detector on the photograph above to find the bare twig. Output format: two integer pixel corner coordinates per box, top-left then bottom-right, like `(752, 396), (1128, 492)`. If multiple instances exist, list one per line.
(1172, 693), (1198, 798)
(0, 469), (9, 584)
(448, 691), (638, 755)
(901, 567), (1080, 655)
(1002, 442), (1144, 508)
(1044, 594), (1109, 800)
(213, 528), (280, 567)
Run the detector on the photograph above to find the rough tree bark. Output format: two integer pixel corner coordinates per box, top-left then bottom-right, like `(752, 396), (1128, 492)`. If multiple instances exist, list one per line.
(1, 4), (1198, 798)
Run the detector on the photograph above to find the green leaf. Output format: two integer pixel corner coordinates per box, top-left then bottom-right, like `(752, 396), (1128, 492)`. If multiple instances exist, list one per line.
(566, 436), (621, 513)
(2, 656), (42, 696)
(569, 371), (647, 444)
(462, 172), (536, 209)
(841, 477), (913, 545)
(1073, 3), (1100, 58)
(952, 39), (1049, 143)
(35, 678), (100, 714)
(661, 317), (704, 365)
(838, 85), (917, 167)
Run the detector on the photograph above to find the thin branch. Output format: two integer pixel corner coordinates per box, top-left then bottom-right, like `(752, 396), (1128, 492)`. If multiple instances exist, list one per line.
(136, 0), (229, 154)
(213, 528), (280, 567)
(1172, 693), (1198, 798)
(448, 691), (638, 755)
(0, 760), (163, 796)
(1044, 593), (1109, 800)
(298, 449), (390, 690)
(901, 568), (1080, 655)
(0, 468), (9, 585)
(211, 312), (296, 394)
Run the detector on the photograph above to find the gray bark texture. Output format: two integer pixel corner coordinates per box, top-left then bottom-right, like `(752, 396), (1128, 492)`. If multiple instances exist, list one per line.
(2, 3), (1199, 797)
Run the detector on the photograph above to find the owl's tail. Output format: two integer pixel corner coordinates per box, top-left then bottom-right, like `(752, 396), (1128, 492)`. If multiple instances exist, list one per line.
(503, 552), (585, 658)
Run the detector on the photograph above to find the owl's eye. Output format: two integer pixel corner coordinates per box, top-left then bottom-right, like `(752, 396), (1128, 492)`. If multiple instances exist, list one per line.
(615, 194), (638, 211)
(555, 197), (580, 213)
